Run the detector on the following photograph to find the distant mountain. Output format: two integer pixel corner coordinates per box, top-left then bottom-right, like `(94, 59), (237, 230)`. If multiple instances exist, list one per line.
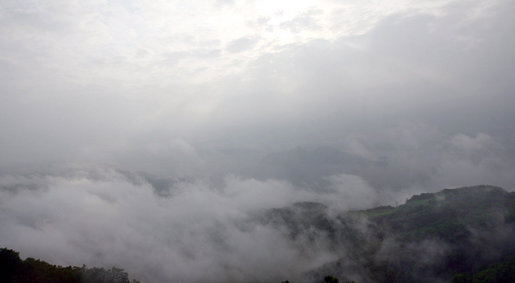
(264, 185), (515, 282)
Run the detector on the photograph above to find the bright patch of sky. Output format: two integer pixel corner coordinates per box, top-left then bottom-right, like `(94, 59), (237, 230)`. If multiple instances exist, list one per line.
(1, 0), (454, 86)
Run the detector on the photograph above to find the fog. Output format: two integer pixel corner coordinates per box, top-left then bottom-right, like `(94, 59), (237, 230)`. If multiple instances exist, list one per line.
(0, 0), (514, 281)
(0, 170), (378, 282)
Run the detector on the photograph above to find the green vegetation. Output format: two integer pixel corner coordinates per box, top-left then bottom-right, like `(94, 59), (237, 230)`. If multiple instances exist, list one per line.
(362, 185), (513, 242)
(360, 205), (396, 218)
(271, 185), (515, 283)
(451, 254), (515, 283)
(0, 248), (138, 283)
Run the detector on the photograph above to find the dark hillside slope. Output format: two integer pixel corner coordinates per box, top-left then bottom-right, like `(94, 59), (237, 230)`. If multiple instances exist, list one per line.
(266, 185), (515, 282)
(361, 185), (515, 282)
(365, 185), (513, 242)
(0, 248), (137, 283)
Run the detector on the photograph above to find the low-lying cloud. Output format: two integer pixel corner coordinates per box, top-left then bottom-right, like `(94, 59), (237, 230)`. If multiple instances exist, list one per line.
(0, 0), (514, 281)
(0, 170), (380, 282)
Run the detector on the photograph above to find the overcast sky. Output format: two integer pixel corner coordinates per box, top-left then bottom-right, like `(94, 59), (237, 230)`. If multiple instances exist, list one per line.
(1, 0), (514, 281)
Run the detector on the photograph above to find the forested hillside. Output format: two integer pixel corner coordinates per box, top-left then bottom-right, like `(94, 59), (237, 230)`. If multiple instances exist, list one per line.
(0, 248), (138, 283)
(268, 185), (515, 282)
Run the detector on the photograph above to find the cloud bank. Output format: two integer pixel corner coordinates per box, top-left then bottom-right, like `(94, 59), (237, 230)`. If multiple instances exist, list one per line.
(0, 0), (514, 281)
(0, 170), (378, 282)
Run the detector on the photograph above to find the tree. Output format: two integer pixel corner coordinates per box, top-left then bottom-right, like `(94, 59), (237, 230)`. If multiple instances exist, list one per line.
(323, 275), (339, 283)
